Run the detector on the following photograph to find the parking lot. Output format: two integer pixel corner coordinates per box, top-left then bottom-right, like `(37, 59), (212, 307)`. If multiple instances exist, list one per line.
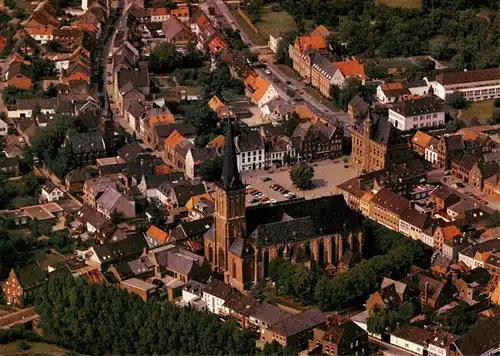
(240, 159), (359, 205)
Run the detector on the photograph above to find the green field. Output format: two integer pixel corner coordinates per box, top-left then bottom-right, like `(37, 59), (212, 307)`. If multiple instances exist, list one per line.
(376, 0), (422, 9)
(458, 99), (496, 124)
(230, 8), (267, 46)
(0, 341), (70, 355)
(254, 5), (295, 39)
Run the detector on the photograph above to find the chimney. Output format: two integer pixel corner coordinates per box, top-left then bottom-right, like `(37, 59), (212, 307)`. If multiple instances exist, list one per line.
(424, 281), (430, 303)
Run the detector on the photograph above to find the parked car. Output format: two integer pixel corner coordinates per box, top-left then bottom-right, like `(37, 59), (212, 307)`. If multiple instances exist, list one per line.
(261, 176), (271, 182)
(456, 183), (466, 188)
(285, 80), (292, 85)
(264, 69), (271, 75)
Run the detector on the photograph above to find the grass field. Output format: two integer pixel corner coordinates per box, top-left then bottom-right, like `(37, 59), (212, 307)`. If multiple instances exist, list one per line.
(254, 5), (295, 39)
(458, 99), (496, 124)
(229, 8), (268, 46)
(0, 341), (69, 355)
(376, 0), (422, 9)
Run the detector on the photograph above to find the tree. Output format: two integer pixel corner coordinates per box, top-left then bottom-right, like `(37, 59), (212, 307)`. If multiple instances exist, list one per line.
(489, 109), (500, 124)
(290, 162), (314, 190)
(4, 0), (15, 9)
(330, 78), (371, 111)
(488, 210), (500, 227)
(32, 104), (41, 119)
(46, 40), (62, 53)
(198, 156), (223, 182)
(284, 112), (300, 137)
(446, 92), (469, 109)
(367, 302), (415, 334)
(110, 211), (126, 224)
(274, 30), (297, 64)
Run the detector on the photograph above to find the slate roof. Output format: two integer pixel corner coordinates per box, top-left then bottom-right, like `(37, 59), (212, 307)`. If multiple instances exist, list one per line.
(171, 216), (213, 240)
(15, 263), (47, 289)
(322, 321), (366, 346)
(172, 181), (207, 207)
(96, 186), (130, 212)
(453, 315), (500, 355)
(268, 308), (325, 337)
(154, 121), (196, 140)
(235, 131), (263, 152)
(392, 96), (445, 117)
(246, 195), (360, 242)
(252, 301), (291, 325)
(443, 135), (465, 152)
(371, 188), (409, 216)
(118, 142), (144, 162)
(93, 234), (147, 263)
(203, 278), (232, 300)
(65, 130), (105, 154)
(7, 62), (31, 80)
(400, 208), (432, 230)
(250, 216), (317, 247)
(437, 68), (500, 86)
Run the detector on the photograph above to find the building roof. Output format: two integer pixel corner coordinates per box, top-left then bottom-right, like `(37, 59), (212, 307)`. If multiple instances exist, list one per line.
(235, 131), (264, 152)
(219, 120), (243, 191)
(460, 238), (500, 259)
(268, 308), (325, 337)
(171, 216), (213, 241)
(321, 321), (366, 346)
(65, 130), (105, 154)
(297, 35), (326, 52)
(400, 208), (432, 230)
(96, 186), (131, 212)
(203, 278), (232, 300)
(392, 96), (445, 117)
(440, 225), (462, 240)
(250, 216), (317, 247)
(15, 263), (47, 289)
(244, 73), (271, 102)
(443, 134), (465, 152)
(162, 16), (192, 40)
(371, 188), (409, 216)
(453, 315), (500, 355)
(92, 235), (147, 264)
(436, 68), (500, 86)
(333, 59), (365, 80)
(412, 131), (434, 149)
(431, 185), (459, 202)
(164, 130), (186, 149)
(251, 301), (291, 325)
(145, 225), (168, 244)
(118, 142), (144, 162)
(312, 53), (336, 79)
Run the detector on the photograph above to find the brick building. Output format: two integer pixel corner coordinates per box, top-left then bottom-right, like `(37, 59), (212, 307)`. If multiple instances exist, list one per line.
(2, 264), (47, 306)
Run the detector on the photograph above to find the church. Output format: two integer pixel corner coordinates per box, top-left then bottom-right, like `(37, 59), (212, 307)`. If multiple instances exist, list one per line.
(204, 120), (364, 291)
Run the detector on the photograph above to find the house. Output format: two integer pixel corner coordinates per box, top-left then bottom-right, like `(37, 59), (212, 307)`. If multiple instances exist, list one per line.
(144, 225), (168, 248)
(164, 130), (194, 171)
(437, 134), (466, 169)
(149, 121), (196, 149)
(469, 160), (500, 191)
(235, 131), (265, 171)
(65, 167), (92, 193)
(389, 325), (453, 356)
(369, 188), (409, 231)
(411, 131), (435, 156)
(63, 130), (106, 165)
(399, 208), (432, 240)
(290, 30), (327, 83)
(308, 321), (368, 356)
(458, 238), (500, 269)
(429, 186), (460, 212)
(185, 146), (215, 179)
(202, 278), (232, 315)
(161, 16), (195, 45)
(170, 216), (213, 244)
(291, 120), (342, 161)
(96, 186), (136, 219)
(148, 7), (169, 22)
(452, 315), (500, 356)
(388, 96), (446, 131)
(366, 277), (415, 312)
(118, 142), (144, 162)
(451, 153), (478, 185)
(8, 98), (58, 119)
(350, 109), (410, 173)
(146, 244), (204, 283)
(120, 278), (158, 301)
(2, 263), (47, 306)
(5, 62), (32, 90)
(40, 181), (64, 202)
(262, 308), (326, 348)
(376, 80), (430, 103)
(243, 73), (278, 108)
(86, 234), (148, 268)
(433, 224), (462, 251)
(425, 68), (500, 101)
(425, 137), (440, 165)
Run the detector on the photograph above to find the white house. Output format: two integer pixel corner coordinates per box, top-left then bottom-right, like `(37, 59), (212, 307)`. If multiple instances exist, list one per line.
(8, 98), (58, 119)
(235, 132), (265, 171)
(25, 27), (54, 44)
(388, 96), (446, 131)
(376, 80), (429, 103)
(390, 325), (451, 356)
(398, 208), (431, 241)
(0, 117), (7, 136)
(41, 182), (64, 202)
(268, 34), (282, 53)
(202, 278), (232, 315)
(245, 74), (279, 108)
(425, 68), (500, 101)
(458, 238), (500, 269)
(330, 59), (366, 88)
(425, 138), (439, 165)
(149, 8), (169, 22)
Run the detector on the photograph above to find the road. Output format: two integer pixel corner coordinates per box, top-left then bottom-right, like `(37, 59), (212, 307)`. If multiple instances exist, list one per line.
(207, 0), (347, 121)
(0, 307), (39, 330)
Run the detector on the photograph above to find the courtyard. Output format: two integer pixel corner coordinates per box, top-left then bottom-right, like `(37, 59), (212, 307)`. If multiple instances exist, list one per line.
(240, 158), (359, 205)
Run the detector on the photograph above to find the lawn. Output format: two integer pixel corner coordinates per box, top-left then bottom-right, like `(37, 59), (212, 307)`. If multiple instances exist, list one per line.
(254, 5), (295, 39)
(458, 99), (496, 124)
(0, 341), (70, 355)
(375, 0), (422, 9)
(229, 8), (267, 46)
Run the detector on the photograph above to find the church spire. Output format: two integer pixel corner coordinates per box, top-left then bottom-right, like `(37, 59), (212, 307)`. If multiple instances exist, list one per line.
(221, 119), (243, 191)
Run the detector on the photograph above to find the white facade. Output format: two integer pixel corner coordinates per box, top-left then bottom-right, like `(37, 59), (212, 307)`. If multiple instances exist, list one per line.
(41, 187), (64, 202)
(0, 118), (7, 136)
(151, 14), (169, 22)
(420, 231), (434, 247)
(388, 109), (445, 131)
(390, 334), (426, 355)
(237, 148), (265, 172)
(376, 85), (396, 103)
(399, 220), (422, 240)
(202, 291), (226, 315)
(8, 107), (55, 119)
(29, 33), (54, 44)
(425, 144), (439, 164)
(425, 77), (500, 102)
(268, 34), (282, 53)
(257, 85), (279, 108)
(458, 253), (482, 269)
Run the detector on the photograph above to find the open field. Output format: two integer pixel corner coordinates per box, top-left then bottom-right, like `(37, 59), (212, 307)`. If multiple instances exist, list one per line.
(375, 0), (422, 9)
(254, 5), (295, 39)
(0, 341), (69, 355)
(458, 99), (496, 124)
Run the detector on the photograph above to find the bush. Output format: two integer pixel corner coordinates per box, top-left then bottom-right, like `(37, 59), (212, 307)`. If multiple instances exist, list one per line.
(16, 340), (30, 351)
(445, 92), (469, 109)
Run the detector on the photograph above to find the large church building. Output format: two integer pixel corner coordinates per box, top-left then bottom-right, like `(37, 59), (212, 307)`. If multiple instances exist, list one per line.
(204, 120), (363, 291)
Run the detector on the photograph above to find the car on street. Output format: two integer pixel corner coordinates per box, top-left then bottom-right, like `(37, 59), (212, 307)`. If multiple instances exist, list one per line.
(285, 80), (292, 85)
(250, 198), (258, 203)
(270, 199), (277, 203)
(264, 69), (271, 75)
(261, 176), (271, 182)
(456, 182), (466, 188)
(295, 89), (304, 95)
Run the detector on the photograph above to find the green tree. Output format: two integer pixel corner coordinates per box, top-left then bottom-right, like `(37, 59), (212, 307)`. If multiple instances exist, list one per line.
(487, 210), (500, 227)
(149, 43), (183, 73)
(4, 0), (15, 9)
(46, 40), (62, 53)
(284, 112), (300, 137)
(198, 156), (223, 182)
(446, 92), (469, 109)
(110, 211), (126, 224)
(290, 162), (314, 190)
(274, 30), (297, 64)
(367, 302), (415, 334)
(330, 78), (371, 111)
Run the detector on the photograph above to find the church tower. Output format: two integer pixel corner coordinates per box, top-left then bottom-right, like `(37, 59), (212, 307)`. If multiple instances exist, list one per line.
(213, 120), (246, 272)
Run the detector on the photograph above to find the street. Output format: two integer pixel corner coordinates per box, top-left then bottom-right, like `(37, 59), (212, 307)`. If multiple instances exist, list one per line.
(207, 0), (347, 121)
